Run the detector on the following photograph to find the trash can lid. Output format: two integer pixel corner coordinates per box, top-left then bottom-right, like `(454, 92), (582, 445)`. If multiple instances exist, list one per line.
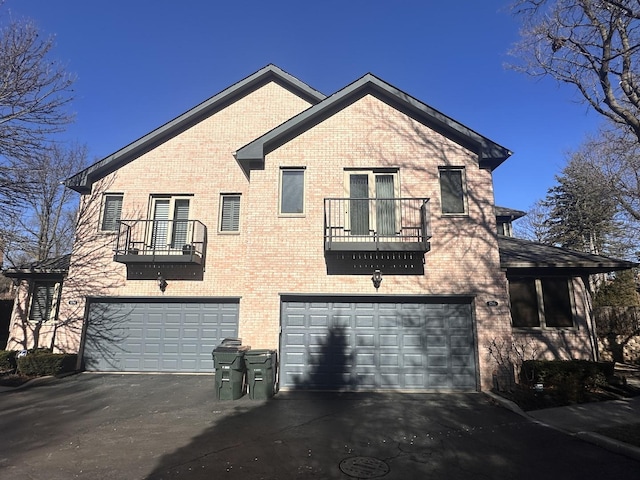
(246, 349), (275, 355)
(214, 345), (251, 352)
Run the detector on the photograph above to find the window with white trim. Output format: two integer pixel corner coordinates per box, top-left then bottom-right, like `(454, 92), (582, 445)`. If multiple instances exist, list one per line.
(219, 194), (240, 232)
(28, 281), (61, 323)
(149, 195), (192, 251)
(439, 167), (467, 215)
(101, 194), (123, 232)
(279, 168), (305, 215)
(509, 277), (575, 329)
(345, 169), (400, 236)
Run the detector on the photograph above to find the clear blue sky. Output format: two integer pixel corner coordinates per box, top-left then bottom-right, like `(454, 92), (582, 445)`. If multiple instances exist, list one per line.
(8, 0), (601, 212)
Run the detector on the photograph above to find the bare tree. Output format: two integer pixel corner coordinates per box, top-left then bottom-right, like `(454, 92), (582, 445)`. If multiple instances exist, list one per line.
(0, 4), (75, 227)
(513, 199), (553, 241)
(0, 5), (74, 160)
(510, 0), (640, 142)
(2, 144), (87, 266)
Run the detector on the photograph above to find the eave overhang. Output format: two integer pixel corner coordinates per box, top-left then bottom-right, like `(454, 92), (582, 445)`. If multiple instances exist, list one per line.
(65, 65), (326, 193)
(235, 73), (512, 175)
(3, 254), (71, 279)
(498, 236), (638, 275)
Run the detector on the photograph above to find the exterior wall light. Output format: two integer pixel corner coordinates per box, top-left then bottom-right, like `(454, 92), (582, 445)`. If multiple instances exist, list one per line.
(157, 273), (168, 293)
(372, 270), (382, 290)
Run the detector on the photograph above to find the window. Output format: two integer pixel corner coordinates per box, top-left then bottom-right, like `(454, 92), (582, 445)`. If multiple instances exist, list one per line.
(280, 168), (305, 215)
(149, 195), (191, 251)
(101, 194), (123, 231)
(509, 277), (575, 328)
(29, 281), (60, 323)
(439, 168), (466, 214)
(220, 194), (240, 232)
(346, 169), (399, 236)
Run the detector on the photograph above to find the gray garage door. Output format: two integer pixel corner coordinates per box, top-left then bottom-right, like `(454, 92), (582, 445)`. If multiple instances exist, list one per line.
(280, 299), (477, 391)
(83, 300), (239, 372)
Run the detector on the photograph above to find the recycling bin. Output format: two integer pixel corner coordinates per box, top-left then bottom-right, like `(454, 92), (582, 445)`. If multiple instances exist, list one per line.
(212, 344), (249, 400)
(244, 349), (277, 400)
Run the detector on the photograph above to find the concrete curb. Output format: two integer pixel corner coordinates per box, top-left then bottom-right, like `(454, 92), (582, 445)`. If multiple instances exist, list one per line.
(485, 391), (640, 462)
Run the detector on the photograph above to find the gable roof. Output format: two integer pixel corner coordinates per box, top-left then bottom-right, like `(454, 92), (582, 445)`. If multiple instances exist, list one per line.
(3, 254), (71, 278)
(234, 73), (512, 175)
(498, 236), (637, 274)
(66, 65), (326, 193)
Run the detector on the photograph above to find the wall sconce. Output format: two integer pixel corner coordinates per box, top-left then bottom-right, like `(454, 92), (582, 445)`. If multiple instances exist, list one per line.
(157, 273), (168, 293)
(371, 270), (382, 290)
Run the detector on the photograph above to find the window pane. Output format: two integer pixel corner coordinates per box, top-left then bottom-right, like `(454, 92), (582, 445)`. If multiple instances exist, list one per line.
(376, 175), (396, 236)
(171, 199), (190, 248)
(101, 195), (123, 231)
(349, 174), (369, 235)
(542, 278), (574, 327)
(29, 282), (56, 322)
(440, 169), (465, 214)
(509, 278), (540, 327)
(281, 170), (304, 214)
(220, 195), (240, 232)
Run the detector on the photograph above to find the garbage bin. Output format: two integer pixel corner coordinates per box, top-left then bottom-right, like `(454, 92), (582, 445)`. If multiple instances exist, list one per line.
(244, 349), (277, 400)
(212, 341), (250, 400)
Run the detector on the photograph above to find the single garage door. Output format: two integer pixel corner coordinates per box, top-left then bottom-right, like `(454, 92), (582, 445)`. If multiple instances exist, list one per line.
(280, 298), (477, 391)
(83, 299), (239, 372)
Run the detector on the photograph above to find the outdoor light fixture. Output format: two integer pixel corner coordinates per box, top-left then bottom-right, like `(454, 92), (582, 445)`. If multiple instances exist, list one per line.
(371, 270), (382, 290)
(157, 273), (168, 293)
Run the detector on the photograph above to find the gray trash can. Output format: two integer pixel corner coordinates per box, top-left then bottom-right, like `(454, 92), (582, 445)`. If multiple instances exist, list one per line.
(244, 349), (277, 400)
(212, 342), (249, 400)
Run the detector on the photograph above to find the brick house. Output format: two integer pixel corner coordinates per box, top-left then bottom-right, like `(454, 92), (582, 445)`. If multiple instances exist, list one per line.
(5, 65), (635, 391)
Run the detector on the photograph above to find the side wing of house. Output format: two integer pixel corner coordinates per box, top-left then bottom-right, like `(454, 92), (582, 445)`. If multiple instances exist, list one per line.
(498, 236), (637, 365)
(3, 255), (70, 351)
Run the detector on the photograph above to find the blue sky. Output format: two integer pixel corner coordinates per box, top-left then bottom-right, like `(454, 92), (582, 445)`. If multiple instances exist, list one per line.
(8, 0), (601, 212)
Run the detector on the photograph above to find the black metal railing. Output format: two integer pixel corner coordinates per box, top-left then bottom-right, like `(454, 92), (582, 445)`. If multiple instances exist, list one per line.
(113, 219), (207, 264)
(324, 198), (431, 252)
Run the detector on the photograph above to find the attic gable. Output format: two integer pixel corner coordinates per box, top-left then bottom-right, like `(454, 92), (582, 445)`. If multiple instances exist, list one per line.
(66, 65), (326, 193)
(234, 73), (512, 175)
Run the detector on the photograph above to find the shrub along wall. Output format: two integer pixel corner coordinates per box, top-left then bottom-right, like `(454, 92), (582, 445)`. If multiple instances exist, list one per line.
(520, 360), (615, 404)
(16, 351), (77, 377)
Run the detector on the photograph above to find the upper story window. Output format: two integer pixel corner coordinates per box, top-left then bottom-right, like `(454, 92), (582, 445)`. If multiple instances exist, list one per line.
(509, 277), (575, 329)
(497, 221), (512, 237)
(345, 169), (399, 236)
(219, 194), (240, 232)
(439, 167), (467, 215)
(101, 194), (123, 232)
(280, 168), (305, 215)
(29, 281), (60, 323)
(149, 195), (191, 250)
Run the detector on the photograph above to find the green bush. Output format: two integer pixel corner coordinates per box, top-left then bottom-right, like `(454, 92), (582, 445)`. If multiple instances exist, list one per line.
(17, 352), (78, 377)
(520, 360), (615, 403)
(0, 350), (17, 372)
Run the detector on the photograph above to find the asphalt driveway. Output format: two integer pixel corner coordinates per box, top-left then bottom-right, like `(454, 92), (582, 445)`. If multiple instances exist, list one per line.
(1, 373), (639, 479)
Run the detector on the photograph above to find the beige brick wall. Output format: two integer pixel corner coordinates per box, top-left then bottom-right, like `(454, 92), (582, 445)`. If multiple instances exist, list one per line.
(42, 82), (518, 390)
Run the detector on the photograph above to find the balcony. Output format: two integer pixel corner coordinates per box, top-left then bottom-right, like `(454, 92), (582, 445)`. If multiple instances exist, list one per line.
(324, 198), (431, 253)
(113, 219), (207, 264)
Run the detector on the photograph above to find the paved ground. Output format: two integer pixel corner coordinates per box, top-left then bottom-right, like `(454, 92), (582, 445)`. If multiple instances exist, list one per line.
(1, 373), (639, 480)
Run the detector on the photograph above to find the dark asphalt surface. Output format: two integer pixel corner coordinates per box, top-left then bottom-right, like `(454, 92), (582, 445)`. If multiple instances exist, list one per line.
(1, 373), (639, 479)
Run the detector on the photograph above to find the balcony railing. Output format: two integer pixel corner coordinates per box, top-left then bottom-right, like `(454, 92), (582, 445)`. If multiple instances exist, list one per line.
(324, 198), (431, 252)
(113, 219), (207, 264)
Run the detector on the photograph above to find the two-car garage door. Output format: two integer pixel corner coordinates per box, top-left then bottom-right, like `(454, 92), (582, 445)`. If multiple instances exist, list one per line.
(280, 298), (477, 391)
(82, 299), (238, 373)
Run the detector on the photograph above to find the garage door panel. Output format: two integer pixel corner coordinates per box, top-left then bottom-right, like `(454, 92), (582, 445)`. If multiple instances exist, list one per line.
(281, 300), (477, 391)
(310, 314), (331, 327)
(84, 301), (238, 373)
